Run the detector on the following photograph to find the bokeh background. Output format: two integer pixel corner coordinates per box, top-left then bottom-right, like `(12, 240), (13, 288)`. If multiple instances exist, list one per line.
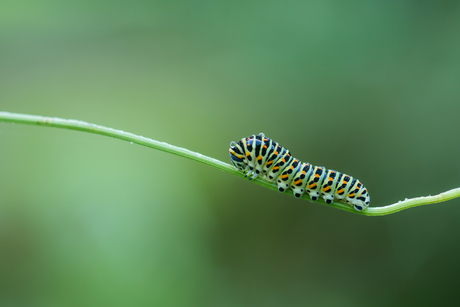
(1, 1), (460, 306)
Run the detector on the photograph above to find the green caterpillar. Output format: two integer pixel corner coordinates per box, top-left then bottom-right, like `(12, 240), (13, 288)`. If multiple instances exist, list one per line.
(229, 133), (370, 211)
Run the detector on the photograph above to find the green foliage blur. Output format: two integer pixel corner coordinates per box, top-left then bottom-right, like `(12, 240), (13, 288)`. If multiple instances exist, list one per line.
(1, 1), (460, 306)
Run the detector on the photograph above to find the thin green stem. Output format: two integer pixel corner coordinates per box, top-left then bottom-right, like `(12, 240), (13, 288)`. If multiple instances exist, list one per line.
(1, 111), (458, 216)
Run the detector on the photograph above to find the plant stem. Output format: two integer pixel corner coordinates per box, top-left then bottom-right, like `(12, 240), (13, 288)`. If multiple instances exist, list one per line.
(1, 111), (458, 216)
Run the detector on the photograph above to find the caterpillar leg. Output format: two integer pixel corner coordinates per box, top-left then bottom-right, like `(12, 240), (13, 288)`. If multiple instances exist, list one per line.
(322, 194), (335, 205)
(244, 163), (265, 180)
(308, 191), (320, 201)
(292, 188), (305, 198)
(246, 170), (259, 180)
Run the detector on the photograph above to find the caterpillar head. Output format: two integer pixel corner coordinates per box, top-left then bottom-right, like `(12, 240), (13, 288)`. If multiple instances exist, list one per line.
(229, 141), (246, 171)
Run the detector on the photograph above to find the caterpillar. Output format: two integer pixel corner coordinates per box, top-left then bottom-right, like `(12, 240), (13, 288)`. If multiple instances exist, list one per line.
(228, 133), (370, 211)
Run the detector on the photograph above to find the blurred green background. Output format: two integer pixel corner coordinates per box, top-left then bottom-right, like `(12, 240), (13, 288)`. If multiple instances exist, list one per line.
(1, 1), (460, 306)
